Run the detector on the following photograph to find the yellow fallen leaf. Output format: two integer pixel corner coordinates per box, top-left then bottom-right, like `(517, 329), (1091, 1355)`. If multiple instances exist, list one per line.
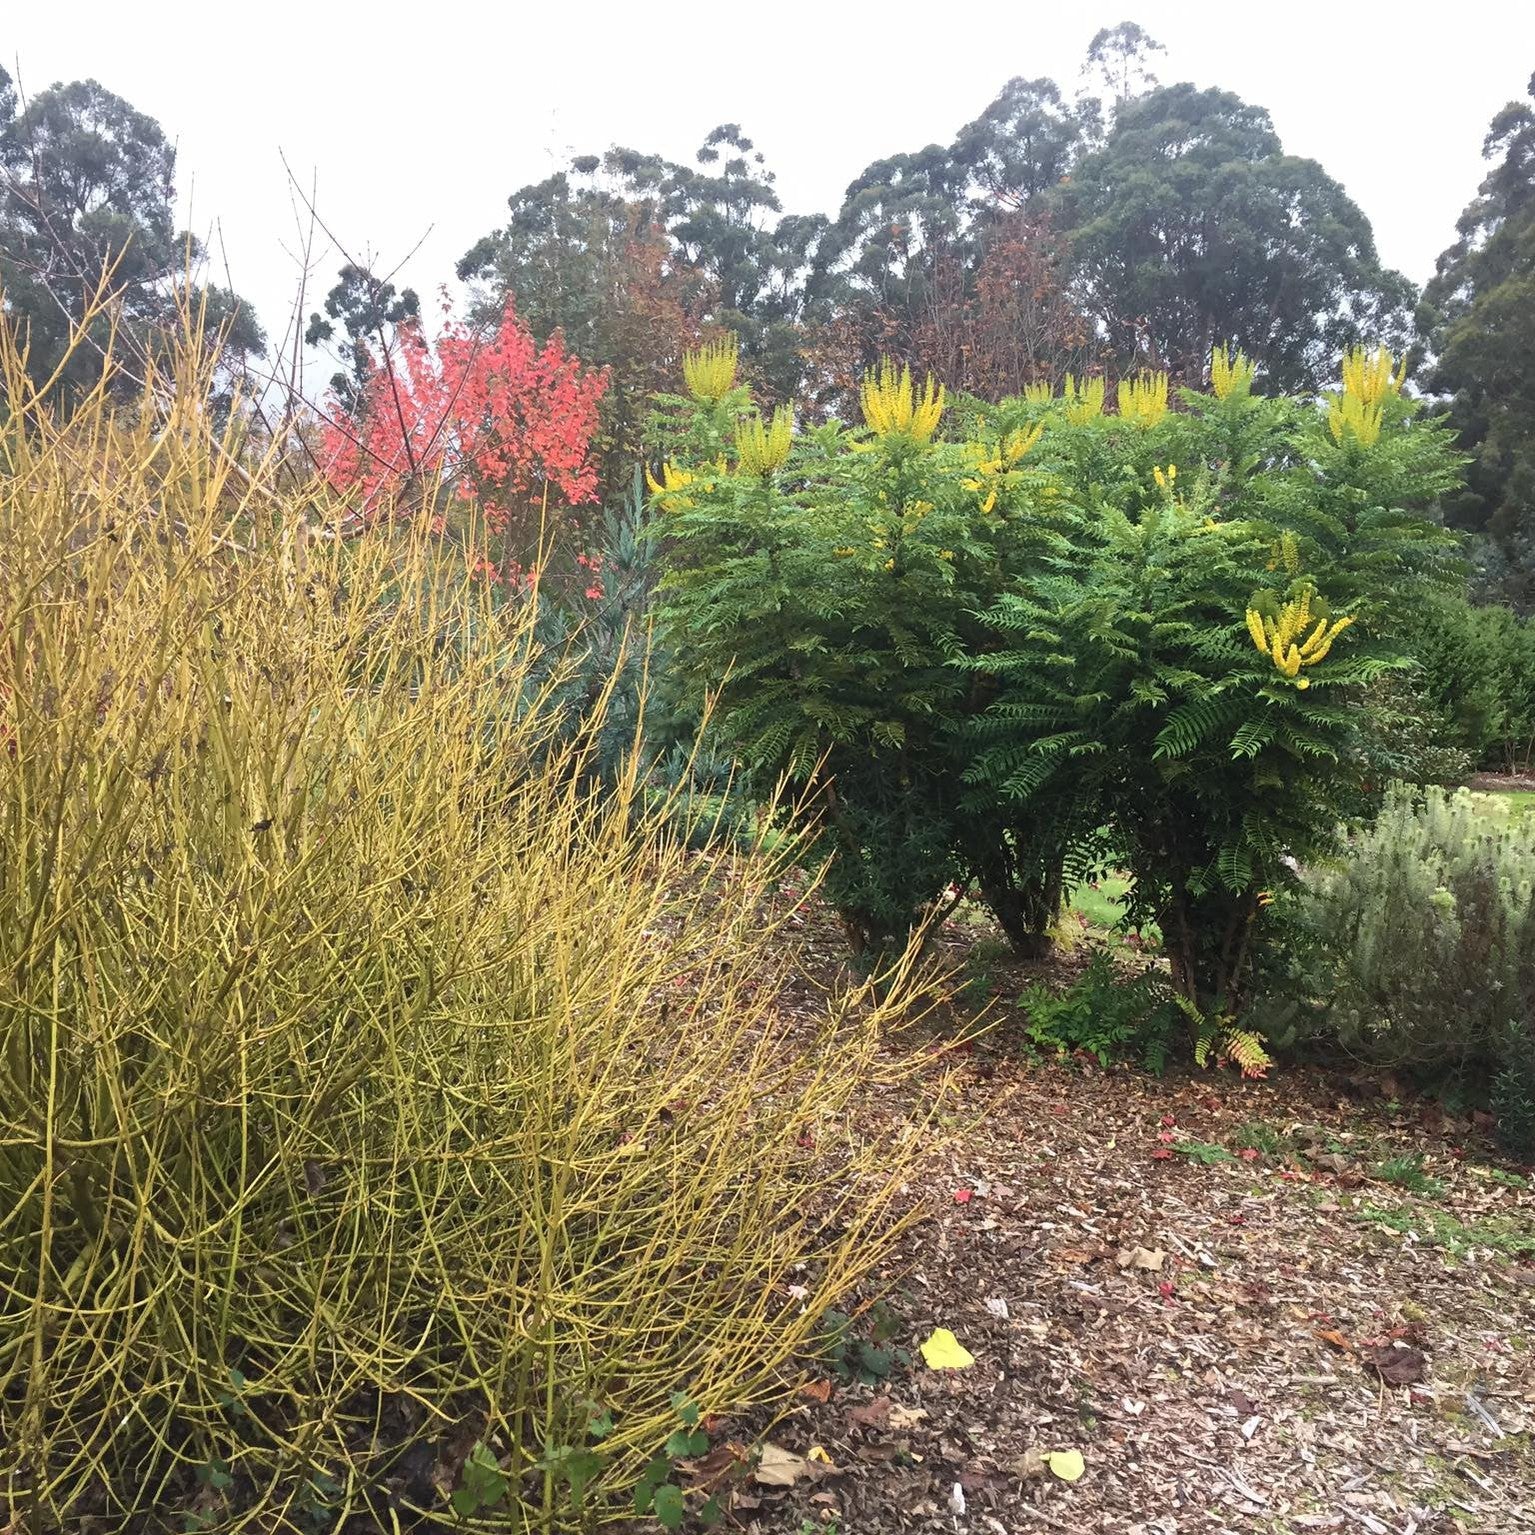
(808, 1445), (832, 1464)
(919, 1327), (975, 1370)
(1044, 1449), (1084, 1482)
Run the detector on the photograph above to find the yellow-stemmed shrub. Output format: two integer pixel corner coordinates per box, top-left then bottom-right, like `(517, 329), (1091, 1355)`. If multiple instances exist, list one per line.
(0, 316), (935, 1530)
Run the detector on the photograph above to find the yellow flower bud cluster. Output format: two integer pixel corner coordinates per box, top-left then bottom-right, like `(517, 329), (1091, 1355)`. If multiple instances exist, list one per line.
(682, 335), (740, 403)
(1062, 374), (1104, 425)
(1151, 462), (1178, 494)
(1117, 371), (1169, 426)
(1327, 345), (1406, 448)
(645, 461), (701, 510)
(1210, 346), (1256, 400)
(735, 405), (793, 477)
(1022, 380), (1053, 406)
(861, 360), (945, 444)
(1244, 585), (1355, 689)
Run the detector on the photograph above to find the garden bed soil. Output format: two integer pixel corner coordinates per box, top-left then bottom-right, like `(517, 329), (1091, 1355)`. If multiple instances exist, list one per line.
(684, 894), (1535, 1535)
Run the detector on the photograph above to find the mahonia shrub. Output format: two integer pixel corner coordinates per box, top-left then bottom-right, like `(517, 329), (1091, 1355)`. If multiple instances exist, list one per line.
(969, 348), (1463, 1036)
(652, 353), (1078, 958)
(654, 340), (1467, 1060)
(1292, 785), (1535, 1147)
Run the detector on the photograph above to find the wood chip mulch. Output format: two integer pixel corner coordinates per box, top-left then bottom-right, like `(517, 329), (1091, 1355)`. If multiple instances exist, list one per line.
(707, 895), (1535, 1535)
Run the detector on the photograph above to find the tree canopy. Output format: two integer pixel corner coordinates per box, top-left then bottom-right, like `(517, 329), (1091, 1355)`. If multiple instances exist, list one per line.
(1420, 71), (1535, 610)
(0, 70), (261, 399)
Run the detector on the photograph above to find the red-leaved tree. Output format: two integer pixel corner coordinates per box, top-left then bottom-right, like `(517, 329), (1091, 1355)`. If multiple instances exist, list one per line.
(320, 299), (608, 554)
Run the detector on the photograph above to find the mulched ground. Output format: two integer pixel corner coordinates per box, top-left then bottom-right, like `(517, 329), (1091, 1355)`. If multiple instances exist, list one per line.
(698, 893), (1535, 1535)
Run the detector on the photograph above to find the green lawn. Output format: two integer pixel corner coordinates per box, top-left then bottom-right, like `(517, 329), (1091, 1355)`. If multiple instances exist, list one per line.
(1468, 787), (1535, 820)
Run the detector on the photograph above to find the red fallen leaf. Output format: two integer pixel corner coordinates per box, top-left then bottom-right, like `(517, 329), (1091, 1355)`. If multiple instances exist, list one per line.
(1314, 1328), (1353, 1353)
(1156, 1129), (1176, 1143)
(800, 1379), (833, 1404)
(1158, 1281), (1175, 1301)
(1160, 1113), (1177, 1128)
(1238, 1147), (1260, 1161)
(1359, 1342), (1426, 1385)
(953, 1188), (973, 1204)
(1151, 1148), (1174, 1161)
(1050, 1104), (1070, 1117)
(1227, 1214), (1246, 1225)
(797, 1133), (816, 1148)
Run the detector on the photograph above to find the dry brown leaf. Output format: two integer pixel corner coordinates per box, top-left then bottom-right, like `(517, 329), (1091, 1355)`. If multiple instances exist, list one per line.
(754, 1443), (813, 1487)
(1116, 1245), (1166, 1270)
(1359, 1342), (1426, 1385)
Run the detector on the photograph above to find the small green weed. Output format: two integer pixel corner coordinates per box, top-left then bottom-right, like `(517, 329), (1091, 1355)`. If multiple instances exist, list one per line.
(820, 1301), (910, 1386)
(1177, 1140), (1237, 1167)
(634, 1394), (719, 1531)
(1375, 1153), (1446, 1197)
(1235, 1120), (1284, 1155)
(1355, 1204), (1535, 1259)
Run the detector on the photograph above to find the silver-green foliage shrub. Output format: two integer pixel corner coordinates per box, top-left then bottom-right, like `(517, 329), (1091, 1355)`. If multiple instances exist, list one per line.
(1304, 785), (1535, 1145)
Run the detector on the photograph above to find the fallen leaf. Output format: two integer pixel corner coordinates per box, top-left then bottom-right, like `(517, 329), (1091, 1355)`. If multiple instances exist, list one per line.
(807, 1445), (834, 1465)
(1055, 1248), (1096, 1265)
(1314, 1327), (1353, 1353)
(754, 1444), (813, 1487)
(799, 1379), (833, 1404)
(983, 1296), (1009, 1319)
(1011, 1447), (1047, 1480)
(846, 1397), (891, 1429)
(887, 1403), (928, 1429)
(919, 1327), (975, 1370)
(1044, 1449), (1085, 1483)
(953, 1188), (974, 1204)
(1359, 1342), (1426, 1386)
(1116, 1245), (1166, 1271)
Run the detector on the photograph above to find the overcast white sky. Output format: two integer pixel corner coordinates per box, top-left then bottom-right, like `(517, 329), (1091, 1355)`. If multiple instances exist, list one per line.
(8, 0), (1535, 371)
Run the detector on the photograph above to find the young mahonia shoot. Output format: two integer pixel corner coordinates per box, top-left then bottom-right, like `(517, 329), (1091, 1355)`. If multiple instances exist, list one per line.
(1245, 584), (1355, 688)
(861, 360), (945, 444)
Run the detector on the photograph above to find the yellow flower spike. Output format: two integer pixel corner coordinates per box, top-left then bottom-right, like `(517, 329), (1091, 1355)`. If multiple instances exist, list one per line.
(1022, 380), (1053, 406)
(682, 335), (740, 403)
(1246, 589), (1355, 685)
(1298, 616), (1330, 658)
(861, 359), (945, 444)
(1327, 391), (1383, 448)
(645, 461), (698, 509)
(1339, 345), (1404, 409)
(1006, 422), (1045, 461)
(981, 490), (997, 514)
(1116, 371), (1169, 426)
(1062, 374), (1105, 425)
(1210, 345), (1256, 400)
(735, 405), (793, 477)
(1245, 607), (1270, 657)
